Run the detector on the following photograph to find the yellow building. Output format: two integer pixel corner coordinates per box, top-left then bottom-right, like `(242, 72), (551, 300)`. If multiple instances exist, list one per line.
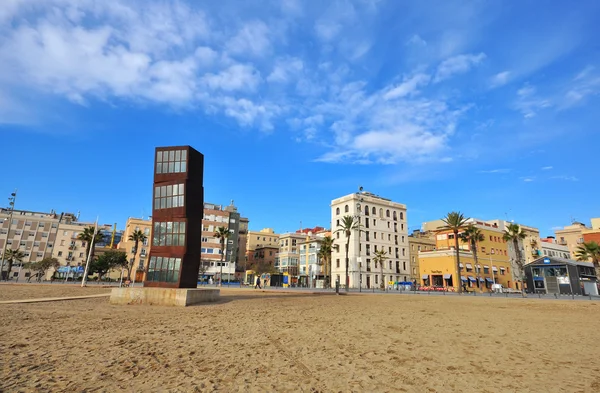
(408, 231), (436, 282)
(419, 220), (516, 291)
(117, 217), (152, 282)
(554, 222), (589, 258)
(246, 228), (280, 253)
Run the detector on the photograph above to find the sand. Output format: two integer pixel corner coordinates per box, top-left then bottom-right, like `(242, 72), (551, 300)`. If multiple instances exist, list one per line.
(1, 286), (599, 392)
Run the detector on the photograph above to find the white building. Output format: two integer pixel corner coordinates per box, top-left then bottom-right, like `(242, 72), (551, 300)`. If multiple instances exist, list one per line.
(330, 191), (409, 289)
(539, 237), (571, 259)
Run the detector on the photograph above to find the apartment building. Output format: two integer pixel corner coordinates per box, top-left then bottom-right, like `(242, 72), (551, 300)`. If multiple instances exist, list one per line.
(0, 208), (113, 281)
(486, 219), (541, 266)
(246, 228), (279, 256)
(275, 232), (306, 277)
(582, 218), (600, 245)
(200, 201), (248, 281)
(246, 245), (278, 272)
(408, 231), (436, 282)
(555, 222), (589, 257)
(330, 191), (409, 289)
(297, 231), (329, 287)
(419, 219), (514, 291)
(117, 217), (152, 281)
(539, 236), (571, 259)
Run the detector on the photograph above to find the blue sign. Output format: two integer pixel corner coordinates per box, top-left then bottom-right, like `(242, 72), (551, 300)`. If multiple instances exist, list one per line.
(543, 258), (551, 264)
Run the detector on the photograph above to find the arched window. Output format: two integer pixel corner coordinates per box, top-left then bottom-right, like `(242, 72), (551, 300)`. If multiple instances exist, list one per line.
(344, 205), (349, 213)
(400, 212), (404, 220)
(379, 208), (383, 218)
(364, 205), (369, 215)
(336, 207), (340, 215)
(393, 211), (397, 220)
(372, 207), (376, 215)
(386, 209), (390, 217)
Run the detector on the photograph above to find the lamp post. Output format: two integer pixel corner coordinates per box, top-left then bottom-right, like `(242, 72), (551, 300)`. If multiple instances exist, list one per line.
(1, 190), (17, 281)
(355, 190), (364, 292)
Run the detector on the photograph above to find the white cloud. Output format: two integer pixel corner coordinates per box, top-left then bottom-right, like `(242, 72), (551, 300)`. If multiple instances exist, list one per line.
(514, 85), (551, 118)
(406, 34), (427, 46)
(541, 166), (553, 170)
(520, 177), (535, 182)
(490, 71), (511, 88)
(226, 21), (271, 58)
(561, 66), (600, 108)
(478, 169), (510, 174)
(202, 64), (262, 92)
(314, 21), (342, 41)
(383, 74), (430, 100)
(434, 53), (486, 83)
(266, 58), (304, 84)
(551, 175), (579, 182)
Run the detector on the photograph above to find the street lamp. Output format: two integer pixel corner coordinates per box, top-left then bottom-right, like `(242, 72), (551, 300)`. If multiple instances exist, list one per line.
(1, 190), (17, 281)
(355, 189), (364, 292)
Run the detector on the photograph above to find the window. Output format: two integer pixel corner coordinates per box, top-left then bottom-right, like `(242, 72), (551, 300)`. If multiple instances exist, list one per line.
(156, 149), (187, 174)
(144, 228), (150, 235)
(379, 208), (383, 218)
(58, 251), (63, 257)
(373, 219), (376, 226)
(336, 207), (340, 215)
(153, 221), (186, 246)
(154, 183), (185, 210)
(403, 261), (406, 270)
(79, 253), (84, 257)
(147, 256), (182, 283)
(336, 219), (340, 227)
(386, 209), (390, 218)
(374, 232), (377, 239)
(336, 258), (340, 268)
(364, 206), (369, 215)
(393, 211), (397, 220)
(400, 212), (404, 220)
(344, 205), (349, 213)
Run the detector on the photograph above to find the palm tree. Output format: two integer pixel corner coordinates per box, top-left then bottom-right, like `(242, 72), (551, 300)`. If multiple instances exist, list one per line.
(373, 249), (389, 290)
(441, 212), (469, 293)
(318, 235), (335, 288)
(335, 215), (359, 291)
(503, 223), (527, 295)
(575, 241), (600, 280)
(77, 226), (105, 266)
(215, 226), (230, 286)
(460, 225), (485, 292)
(127, 229), (147, 281)
(3, 249), (25, 280)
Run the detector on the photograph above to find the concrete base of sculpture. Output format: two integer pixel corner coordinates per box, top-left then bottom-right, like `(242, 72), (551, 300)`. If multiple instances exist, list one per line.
(109, 287), (220, 307)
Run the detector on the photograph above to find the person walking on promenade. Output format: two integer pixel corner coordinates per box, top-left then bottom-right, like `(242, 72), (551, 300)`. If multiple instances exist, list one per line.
(255, 276), (262, 289)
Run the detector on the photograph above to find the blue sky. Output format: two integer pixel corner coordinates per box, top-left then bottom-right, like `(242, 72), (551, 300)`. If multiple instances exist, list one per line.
(1, 0), (598, 236)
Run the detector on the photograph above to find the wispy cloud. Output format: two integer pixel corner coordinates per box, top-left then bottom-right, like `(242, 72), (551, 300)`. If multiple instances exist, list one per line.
(520, 177), (535, 182)
(514, 85), (551, 118)
(541, 166), (553, 170)
(433, 53), (486, 83)
(490, 71), (511, 88)
(478, 168), (511, 174)
(551, 175), (579, 182)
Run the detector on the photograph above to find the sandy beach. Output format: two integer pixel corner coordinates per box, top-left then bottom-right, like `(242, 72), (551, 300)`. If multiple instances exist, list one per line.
(1, 285), (599, 392)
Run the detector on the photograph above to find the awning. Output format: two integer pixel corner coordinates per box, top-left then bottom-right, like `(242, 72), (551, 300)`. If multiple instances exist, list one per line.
(468, 276), (476, 281)
(443, 274), (451, 279)
(484, 265), (489, 269)
(461, 276), (467, 281)
(466, 263), (473, 269)
(493, 266), (498, 272)
(499, 267), (505, 271)
(478, 277), (485, 282)
(422, 274), (429, 279)
(459, 263), (464, 268)
(476, 264), (481, 269)
(485, 278), (494, 283)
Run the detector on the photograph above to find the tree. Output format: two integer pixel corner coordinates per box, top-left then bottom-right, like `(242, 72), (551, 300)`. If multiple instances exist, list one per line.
(77, 226), (105, 267)
(575, 241), (600, 280)
(25, 257), (59, 282)
(373, 249), (389, 290)
(503, 223), (527, 295)
(214, 226), (230, 286)
(250, 260), (277, 276)
(460, 225), (485, 292)
(335, 215), (359, 291)
(90, 250), (128, 280)
(2, 249), (25, 280)
(441, 212), (469, 293)
(127, 229), (147, 281)
(318, 235), (335, 288)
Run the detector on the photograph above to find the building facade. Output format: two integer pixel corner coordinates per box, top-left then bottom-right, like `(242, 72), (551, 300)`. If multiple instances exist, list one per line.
(275, 232), (306, 277)
(539, 236), (571, 259)
(330, 191), (409, 289)
(525, 256), (598, 296)
(419, 218), (515, 291)
(555, 222), (589, 258)
(408, 231), (436, 282)
(200, 201), (248, 282)
(118, 217), (152, 282)
(582, 218), (600, 245)
(246, 228), (280, 259)
(298, 234), (327, 287)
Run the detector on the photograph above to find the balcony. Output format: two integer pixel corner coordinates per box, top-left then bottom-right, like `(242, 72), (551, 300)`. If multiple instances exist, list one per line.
(68, 246), (76, 250)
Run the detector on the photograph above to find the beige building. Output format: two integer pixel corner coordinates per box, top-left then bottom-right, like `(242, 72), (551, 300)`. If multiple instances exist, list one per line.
(275, 232), (307, 277)
(408, 231), (436, 282)
(247, 228), (280, 253)
(330, 190), (409, 289)
(486, 220), (541, 266)
(555, 222), (589, 258)
(117, 217), (152, 282)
